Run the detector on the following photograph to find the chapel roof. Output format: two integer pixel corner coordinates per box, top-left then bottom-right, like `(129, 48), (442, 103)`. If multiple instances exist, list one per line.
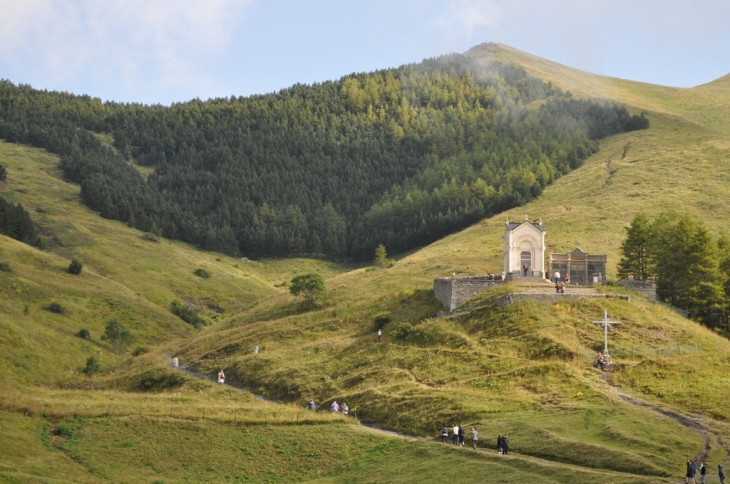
(506, 220), (544, 232)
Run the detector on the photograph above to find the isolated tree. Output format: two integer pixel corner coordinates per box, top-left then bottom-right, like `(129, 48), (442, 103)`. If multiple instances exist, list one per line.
(617, 212), (654, 280)
(289, 273), (326, 304)
(68, 258), (83, 275)
(374, 244), (388, 268)
(83, 356), (101, 375)
(101, 318), (135, 352)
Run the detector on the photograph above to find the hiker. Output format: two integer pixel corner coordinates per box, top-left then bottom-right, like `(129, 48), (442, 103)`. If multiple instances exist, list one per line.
(522, 263), (529, 277)
(342, 403), (348, 415)
(378, 328), (382, 341)
(217, 370), (225, 384)
(503, 434), (510, 455)
(687, 459), (697, 484)
(597, 353), (605, 370)
(172, 356), (179, 369)
(458, 426), (465, 447)
(253, 344), (259, 354)
(500, 270), (505, 280)
(719, 464), (726, 484)
(560, 282), (566, 293)
(554, 270), (560, 283)
(699, 462), (707, 484)
(440, 426), (449, 443)
(497, 434), (503, 454)
(470, 428), (478, 450)
(555, 282), (561, 293)
(565, 273), (571, 285)
(453, 425), (459, 445)
(330, 401), (339, 412)
(308, 400), (316, 411)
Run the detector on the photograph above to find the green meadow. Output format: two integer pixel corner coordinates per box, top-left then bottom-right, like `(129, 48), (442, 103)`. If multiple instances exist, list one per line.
(2, 43), (730, 482)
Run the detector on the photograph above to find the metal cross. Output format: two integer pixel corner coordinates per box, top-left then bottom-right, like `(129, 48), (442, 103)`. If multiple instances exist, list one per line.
(591, 309), (621, 357)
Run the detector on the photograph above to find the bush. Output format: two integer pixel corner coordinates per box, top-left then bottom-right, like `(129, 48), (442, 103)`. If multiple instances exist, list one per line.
(141, 232), (159, 242)
(0, 261), (11, 272)
(0, 164), (6, 182)
(83, 356), (101, 375)
(132, 346), (149, 356)
(76, 328), (90, 340)
(48, 302), (65, 314)
(68, 258), (83, 275)
(170, 299), (209, 328)
(101, 318), (135, 352)
(194, 268), (211, 278)
(53, 418), (83, 439)
(390, 320), (451, 346)
(374, 313), (391, 326)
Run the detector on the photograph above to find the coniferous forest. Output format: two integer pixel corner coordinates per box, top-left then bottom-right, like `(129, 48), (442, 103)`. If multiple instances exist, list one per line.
(0, 54), (648, 259)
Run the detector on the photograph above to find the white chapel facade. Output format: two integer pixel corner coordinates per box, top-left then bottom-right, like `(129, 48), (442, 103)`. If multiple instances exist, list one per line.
(503, 215), (545, 278)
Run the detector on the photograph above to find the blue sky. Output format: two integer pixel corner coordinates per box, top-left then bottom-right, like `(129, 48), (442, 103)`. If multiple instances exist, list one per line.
(1, 0), (728, 105)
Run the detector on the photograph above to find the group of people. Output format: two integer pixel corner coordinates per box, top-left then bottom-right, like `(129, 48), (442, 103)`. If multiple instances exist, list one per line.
(686, 460), (724, 484)
(438, 426), (481, 451)
(497, 434), (510, 455)
(554, 270), (569, 293)
(307, 400), (349, 416)
(486, 272), (505, 281)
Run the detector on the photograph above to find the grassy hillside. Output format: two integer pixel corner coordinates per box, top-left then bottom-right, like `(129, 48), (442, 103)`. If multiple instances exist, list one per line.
(175, 43), (730, 479)
(2, 42), (730, 482)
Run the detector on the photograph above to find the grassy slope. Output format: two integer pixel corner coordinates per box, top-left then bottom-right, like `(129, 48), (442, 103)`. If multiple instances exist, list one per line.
(177, 44), (730, 479)
(2, 42), (730, 482)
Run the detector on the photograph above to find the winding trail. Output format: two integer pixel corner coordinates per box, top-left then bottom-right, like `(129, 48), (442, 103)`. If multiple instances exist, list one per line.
(606, 381), (714, 463)
(178, 363), (680, 482)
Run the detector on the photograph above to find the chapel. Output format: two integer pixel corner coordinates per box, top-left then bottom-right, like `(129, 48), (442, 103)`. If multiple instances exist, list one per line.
(503, 215), (545, 278)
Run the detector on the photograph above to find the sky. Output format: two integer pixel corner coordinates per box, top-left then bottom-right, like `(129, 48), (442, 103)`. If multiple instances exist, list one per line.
(1, 0), (728, 105)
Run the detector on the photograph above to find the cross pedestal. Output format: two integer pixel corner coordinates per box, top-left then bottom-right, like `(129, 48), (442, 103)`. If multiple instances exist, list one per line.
(591, 309), (621, 366)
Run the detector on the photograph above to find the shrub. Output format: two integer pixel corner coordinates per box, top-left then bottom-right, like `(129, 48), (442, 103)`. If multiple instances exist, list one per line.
(194, 268), (211, 278)
(170, 299), (209, 328)
(390, 322), (416, 340)
(141, 232), (159, 242)
(83, 356), (101, 375)
(0, 164), (6, 182)
(101, 318), (135, 352)
(135, 368), (186, 392)
(68, 258), (83, 275)
(53, 418), (83, 438)
(76, 328), (91, 340)
(132, 346), (149, 356)
(0, 261), (11, 272)
(48, 302), (65, 314)
(374, 313), (391, 326)
(390, 320), (450, 346)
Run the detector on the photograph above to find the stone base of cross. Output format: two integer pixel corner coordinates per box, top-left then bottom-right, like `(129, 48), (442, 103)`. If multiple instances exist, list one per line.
(592, 309), (621, 365)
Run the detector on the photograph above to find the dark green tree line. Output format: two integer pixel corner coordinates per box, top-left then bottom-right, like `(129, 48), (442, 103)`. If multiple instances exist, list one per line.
(0, 54), (648, 259)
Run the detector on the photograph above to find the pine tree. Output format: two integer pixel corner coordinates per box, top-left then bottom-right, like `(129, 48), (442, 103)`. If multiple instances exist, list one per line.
(374, 244), (388, 268)
(617, 212), (654, 280)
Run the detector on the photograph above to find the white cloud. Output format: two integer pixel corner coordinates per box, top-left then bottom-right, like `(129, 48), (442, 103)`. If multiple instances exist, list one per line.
(436, 0), (501, 35)
(0, 0), (253, 96)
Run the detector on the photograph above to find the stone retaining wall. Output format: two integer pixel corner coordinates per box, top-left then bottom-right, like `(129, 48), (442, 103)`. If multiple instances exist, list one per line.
(617, 280), (656, 300)
(433, 276), (505, 311)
